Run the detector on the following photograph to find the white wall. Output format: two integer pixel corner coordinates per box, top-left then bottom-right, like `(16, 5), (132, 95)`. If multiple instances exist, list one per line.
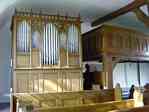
(0, 7), (14, 103)
(113, 62), (149, 88)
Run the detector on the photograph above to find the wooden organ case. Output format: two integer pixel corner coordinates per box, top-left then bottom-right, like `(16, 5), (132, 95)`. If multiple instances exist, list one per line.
(11, 11), (82, 93)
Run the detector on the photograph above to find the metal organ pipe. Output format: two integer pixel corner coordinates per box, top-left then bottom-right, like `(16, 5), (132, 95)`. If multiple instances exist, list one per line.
(71, 26), (73, 53)
(49, 24), (51, 65)
(23, 21), (25, 52)
(54, 24), (56, 65)
(77, 27), (79, 53)
(46, 24), (49, 65)
(50, 24), (52, 65)
(72, 25), (74, 53)
(52, 24), (54, 65)
(43, 24), (46, 65)
(44, 24), (46, 65)
(17, 23), (20, 51)
(45, 25), (48, 64)
(20, 23), (24, 52)
(72, 25), (76, 53)
(21, 22), (23, 52)
(24, 21), (26, 52)
(53, 24), (55, 65)
(56, 25), (58, 64)
(48, 24), (50, 65)
(53, 24), (56, 65)
(74, 25), (78, 53)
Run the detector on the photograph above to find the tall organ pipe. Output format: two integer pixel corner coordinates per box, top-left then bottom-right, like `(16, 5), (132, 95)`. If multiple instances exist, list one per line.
(54, 24), (56, 65)
(45, 25), (48, 64)
(54, 24), (59, 64)
(24, 22), (28, 52)
(43, 24), (46, 65)
(21, 22), (23, 52)
(22, 21), (24, 52)
(47, 24), (49, 65)
(74, 25), (77, 53)
(49, 23), (53, 65)
(24, 21), (25, 52)
(72, 25), (76, 53)
(53, 24), (56, 65)
(49, 24), (52, 65)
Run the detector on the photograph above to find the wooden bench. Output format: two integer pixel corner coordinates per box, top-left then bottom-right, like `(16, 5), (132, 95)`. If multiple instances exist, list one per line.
(14, 90), (114, 108)
(34, 100), (134, 112)
(115, 105), (149, 112)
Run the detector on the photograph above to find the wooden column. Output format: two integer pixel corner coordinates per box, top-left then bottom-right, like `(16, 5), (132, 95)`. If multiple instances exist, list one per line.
(102, 54), (113, 89)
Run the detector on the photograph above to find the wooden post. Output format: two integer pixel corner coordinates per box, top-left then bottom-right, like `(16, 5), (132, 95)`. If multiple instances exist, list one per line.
(12, 96), (17, 112)
(102, 54), (113, 89)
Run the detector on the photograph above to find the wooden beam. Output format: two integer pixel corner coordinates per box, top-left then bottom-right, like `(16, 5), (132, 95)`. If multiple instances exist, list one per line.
(92, 0), (146, 26)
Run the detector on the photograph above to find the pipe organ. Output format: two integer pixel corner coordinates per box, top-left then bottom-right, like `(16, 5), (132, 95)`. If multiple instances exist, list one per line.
(12, 11), (82, 93)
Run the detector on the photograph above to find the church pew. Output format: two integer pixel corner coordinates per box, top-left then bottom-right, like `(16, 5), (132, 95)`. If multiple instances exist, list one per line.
(115, 105), (149, 112)
(15, 89), (115, 108)
(34, 99), (134, 112)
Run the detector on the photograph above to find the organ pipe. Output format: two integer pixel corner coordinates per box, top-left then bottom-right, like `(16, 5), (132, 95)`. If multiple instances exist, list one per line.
(50, 24), (52, 65)
(16, 14), (80, 67)
(43, 24), (46, 65)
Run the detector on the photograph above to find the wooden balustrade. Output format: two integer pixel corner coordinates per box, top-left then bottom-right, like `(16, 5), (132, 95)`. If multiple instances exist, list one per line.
(82, 25), (149, 62)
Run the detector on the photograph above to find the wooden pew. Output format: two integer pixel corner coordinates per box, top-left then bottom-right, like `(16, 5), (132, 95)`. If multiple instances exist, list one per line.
(115, 105), (149, 112)
(14, 89), (114, 108)
(34, 99), (134, 112)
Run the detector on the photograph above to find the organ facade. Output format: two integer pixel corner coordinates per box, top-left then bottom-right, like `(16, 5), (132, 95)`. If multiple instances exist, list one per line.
(11, 11), (82, 93)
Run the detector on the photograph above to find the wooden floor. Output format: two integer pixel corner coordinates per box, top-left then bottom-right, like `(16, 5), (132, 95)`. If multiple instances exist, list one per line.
(0, 103), (10, 112)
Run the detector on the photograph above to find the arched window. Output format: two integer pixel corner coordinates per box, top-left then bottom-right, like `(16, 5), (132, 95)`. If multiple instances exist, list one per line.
(17, 20), (30, 52)
(42, 23), (59, 65)
(67, 24), (79, 53)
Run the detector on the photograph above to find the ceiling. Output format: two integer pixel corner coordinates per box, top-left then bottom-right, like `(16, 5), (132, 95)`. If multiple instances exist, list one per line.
(0, 0), (149, 34)
(15, 0), (134, 20)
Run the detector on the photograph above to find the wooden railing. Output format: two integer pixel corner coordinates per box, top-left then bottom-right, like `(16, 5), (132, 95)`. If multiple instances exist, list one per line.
(103, 25), (149, 57)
